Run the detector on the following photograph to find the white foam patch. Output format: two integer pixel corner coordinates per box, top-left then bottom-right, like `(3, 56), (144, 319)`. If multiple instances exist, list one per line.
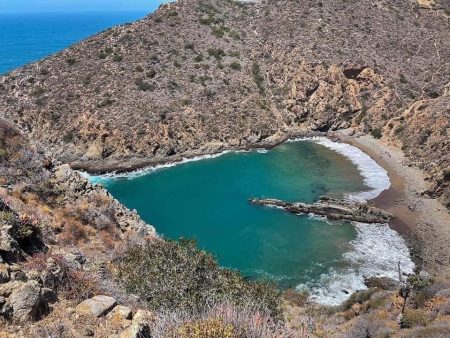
(291, 137), (390, 201)
(302, 222), (415, 306)
(79, 150), (244, 184)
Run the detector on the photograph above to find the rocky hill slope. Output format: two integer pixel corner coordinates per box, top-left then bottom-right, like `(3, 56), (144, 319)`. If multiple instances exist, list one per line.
(0, 0), (448, 206)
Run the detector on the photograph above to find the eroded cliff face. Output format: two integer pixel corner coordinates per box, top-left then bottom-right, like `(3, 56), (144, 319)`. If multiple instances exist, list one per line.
(0, 0), (448, 203)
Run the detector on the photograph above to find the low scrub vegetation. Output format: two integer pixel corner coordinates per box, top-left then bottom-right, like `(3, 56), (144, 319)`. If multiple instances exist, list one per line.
(371, 127), (382, 139)
(116, 238), (281, 317)
(149, 301), (292, 338)
(252, 62), (265, 95)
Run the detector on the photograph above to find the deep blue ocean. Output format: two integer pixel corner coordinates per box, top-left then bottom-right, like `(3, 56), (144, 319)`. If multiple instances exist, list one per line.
(0, 11), (149, 74)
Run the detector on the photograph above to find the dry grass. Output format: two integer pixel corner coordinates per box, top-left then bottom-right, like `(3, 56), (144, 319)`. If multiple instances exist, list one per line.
(150, 301), (296, 338)
(25, 252), (101, 302)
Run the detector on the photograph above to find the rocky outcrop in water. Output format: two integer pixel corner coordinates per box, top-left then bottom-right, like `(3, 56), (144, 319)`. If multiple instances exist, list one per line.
(249, 196), (393, 224)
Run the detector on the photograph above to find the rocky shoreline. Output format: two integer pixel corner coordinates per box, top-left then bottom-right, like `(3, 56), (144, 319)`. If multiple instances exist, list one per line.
(72, 129), (323, 174)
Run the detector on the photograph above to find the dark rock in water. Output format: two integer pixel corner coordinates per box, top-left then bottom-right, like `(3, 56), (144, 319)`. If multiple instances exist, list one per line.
(249, 196), (393, 224)
(364, 277), (400, 291)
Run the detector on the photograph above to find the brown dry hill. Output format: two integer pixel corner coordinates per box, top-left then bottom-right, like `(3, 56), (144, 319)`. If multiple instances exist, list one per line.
(0, 0), (449, 206)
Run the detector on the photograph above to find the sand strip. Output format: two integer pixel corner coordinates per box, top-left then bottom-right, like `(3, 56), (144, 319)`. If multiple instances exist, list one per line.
(335, 130), (450, 278)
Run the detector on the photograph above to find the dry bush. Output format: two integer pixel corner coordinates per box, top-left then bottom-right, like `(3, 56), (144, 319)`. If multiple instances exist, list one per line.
(150, 301), (295, 338)
(339, 289), (376, 311)
(362, 291), (392, 312)
(401, 309), (429, 328)
(342, 314), (395, 338)
(438, 300), (450, 316)
(402, 323), (450, 338)
(171, 317), (235, 338)
(58, 220), (89, 245)
(282, 289), (309, 307)
(66, 194), (118, 233)
(25, 252), (101, 302)
(29, 322), (75, 338)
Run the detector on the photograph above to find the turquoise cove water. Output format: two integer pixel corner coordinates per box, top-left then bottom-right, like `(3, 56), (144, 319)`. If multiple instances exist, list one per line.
(100, 142), (372, 296)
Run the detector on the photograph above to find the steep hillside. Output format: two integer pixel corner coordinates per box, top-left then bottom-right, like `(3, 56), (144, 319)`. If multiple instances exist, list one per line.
(0, 1), (448, 197)
(0, 0), (448, 205)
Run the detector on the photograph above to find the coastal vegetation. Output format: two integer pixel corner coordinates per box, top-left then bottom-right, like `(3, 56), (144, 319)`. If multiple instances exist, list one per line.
(116, 238), (281, 315)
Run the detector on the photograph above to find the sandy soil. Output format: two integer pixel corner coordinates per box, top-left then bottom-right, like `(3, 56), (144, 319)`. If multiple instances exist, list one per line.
(335, 130), (450, 279)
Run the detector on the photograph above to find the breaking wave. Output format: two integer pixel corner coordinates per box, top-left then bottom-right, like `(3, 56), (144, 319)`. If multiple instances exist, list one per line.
(302, 222), (415, 306)
(289, 137), (390, 201)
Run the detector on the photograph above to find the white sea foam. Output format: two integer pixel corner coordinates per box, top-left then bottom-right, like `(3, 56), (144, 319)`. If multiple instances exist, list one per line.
(314, 138), (390, 201)
(307, 213), (337, 225)
(302, 222), (415, 306)
(290, 137), (390, 201)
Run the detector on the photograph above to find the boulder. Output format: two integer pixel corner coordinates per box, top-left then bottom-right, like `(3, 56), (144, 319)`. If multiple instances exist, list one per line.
(0, 264), (10, 283)
(119, 309), (153, 338)
(107, 305), (133, 330)
(9, 280), (45, 322)
(107, 305), (132, 320)
(364, 277), (400, 291)
(76, 295), (117, 317)
(0, 223), (23, 263)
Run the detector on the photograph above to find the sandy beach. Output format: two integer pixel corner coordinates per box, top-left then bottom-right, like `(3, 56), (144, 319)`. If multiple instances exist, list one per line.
(335, 130), (450, 279)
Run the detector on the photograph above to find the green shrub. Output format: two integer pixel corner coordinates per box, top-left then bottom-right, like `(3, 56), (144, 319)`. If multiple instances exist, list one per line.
(340, 289), (376, 311)
(66, 58), (76, 65)
(207, 48), (225, 60)
(252, 62), (265, 95)
(400, 309), (428, 328)
(112, 53), (123, 62)
(371, 128), (382, 139)
(229, 61), (241, 71)
(147, 69), (157, 78)
(443, 169), (450, 181)
(194, 54), (203, 62)
(198, 14), (215, 26)
(63, 131), (74, 143)
(98, 47), (113, 59)
(134, 78), (155, 92)
(228, 51), (240, 58)
(211, 25), (229, 38)
(229, 31), (241, 40)
(116, 239), (281, 316)
(399, 73), (408, 84)
(31, 86), (46, 97)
